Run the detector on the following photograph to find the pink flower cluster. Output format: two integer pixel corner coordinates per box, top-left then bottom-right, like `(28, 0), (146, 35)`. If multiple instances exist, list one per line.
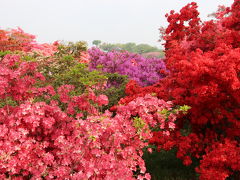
(0, 93), (176, 179)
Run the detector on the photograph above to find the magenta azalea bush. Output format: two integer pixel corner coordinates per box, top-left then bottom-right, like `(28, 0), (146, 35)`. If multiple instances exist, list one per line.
(88, 47), (167, 87)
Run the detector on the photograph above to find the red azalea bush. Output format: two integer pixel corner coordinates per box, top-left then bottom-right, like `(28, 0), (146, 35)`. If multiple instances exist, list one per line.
(120, 0), (240, 179)
(150, 1), (240, 179)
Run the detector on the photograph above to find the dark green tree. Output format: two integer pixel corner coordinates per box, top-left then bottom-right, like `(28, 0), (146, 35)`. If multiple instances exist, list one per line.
(92, 40), (102, 47)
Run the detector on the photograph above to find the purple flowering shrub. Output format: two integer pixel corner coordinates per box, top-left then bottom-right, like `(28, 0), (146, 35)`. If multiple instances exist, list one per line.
(88, 47), (167, 87)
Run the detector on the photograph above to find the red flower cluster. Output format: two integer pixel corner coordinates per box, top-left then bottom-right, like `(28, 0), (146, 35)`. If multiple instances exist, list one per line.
(0, 54), (42, 101)
(121, 0), (240, 179)
(159, 1), (240, 178)
(118, 80), (160, 105)
(0, 28), (36, 52)
(196, 139), (240, 180)
(161, 0), (240, 134)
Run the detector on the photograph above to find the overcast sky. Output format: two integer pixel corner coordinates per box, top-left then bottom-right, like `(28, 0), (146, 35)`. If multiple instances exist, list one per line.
(0, 0), (233, 48)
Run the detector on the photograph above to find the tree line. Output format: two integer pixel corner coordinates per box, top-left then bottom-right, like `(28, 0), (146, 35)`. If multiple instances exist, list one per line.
(92, 40), (164, 57)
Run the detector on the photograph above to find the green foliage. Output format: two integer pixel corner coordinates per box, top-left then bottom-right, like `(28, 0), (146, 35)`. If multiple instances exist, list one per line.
(0, 50), (11, 58)
(159, 105), (191, 119)
(0, 97), (18, 108)
(38, 41), (88, 82)
(54, 63), (107, 94)
(43, 41), (91, 93)
(96, 73), (129, 111)
(55, 41), (87, 58)
(133, 117), (146, 133)
(21, 55), (36, 62)
(39, 55), (76, 81)
(178, 105), (191, 114)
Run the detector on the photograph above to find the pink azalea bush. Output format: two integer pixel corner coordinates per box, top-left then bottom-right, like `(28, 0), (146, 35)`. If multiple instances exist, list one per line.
(0, 81), (177, 179)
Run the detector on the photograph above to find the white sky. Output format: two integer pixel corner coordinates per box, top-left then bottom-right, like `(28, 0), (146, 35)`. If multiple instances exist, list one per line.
(0, 0), (233, 48)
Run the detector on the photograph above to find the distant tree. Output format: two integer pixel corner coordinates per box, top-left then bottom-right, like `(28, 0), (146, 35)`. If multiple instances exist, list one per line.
(92, 40), (101, 47)
(135, 44), (159, 54)
(120, 42), (137, 52)
(99, 43), (117, 52)
(98, 42), (163, 55)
